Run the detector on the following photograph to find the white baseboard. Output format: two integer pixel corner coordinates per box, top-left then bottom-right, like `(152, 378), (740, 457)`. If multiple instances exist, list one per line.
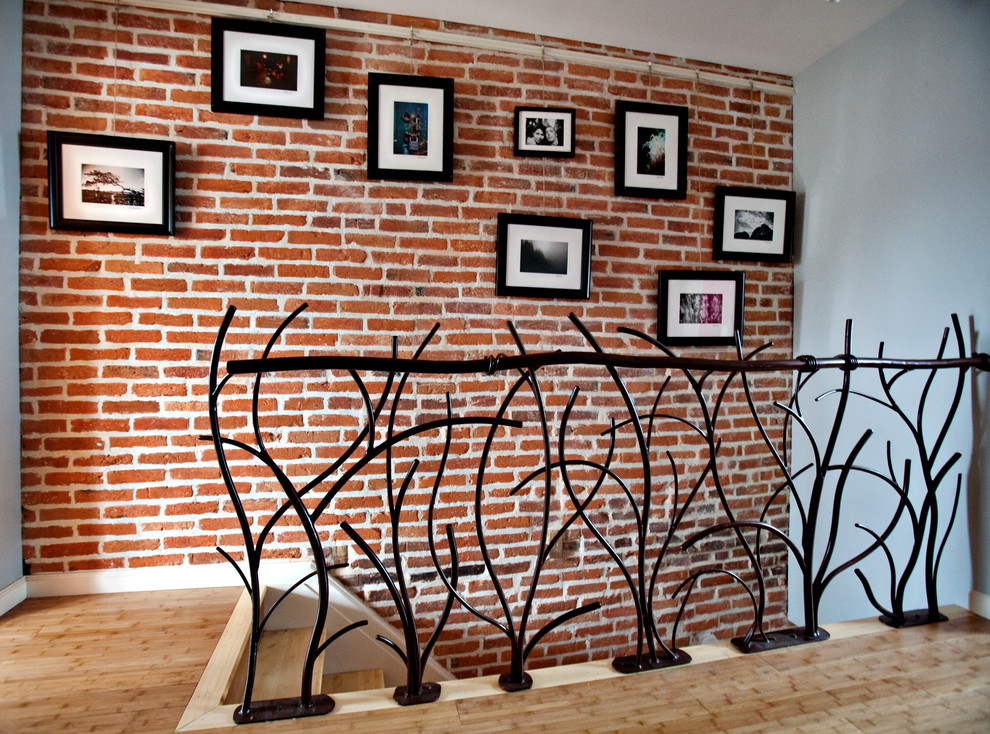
(0, 576), (27, 616)
(969, 589), (990, 620)
(25, 561), (247, 598)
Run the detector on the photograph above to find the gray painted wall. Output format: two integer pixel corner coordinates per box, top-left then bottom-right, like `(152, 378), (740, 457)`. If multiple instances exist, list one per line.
(792, 0), (990, 623)
(1, 0), (24, 591)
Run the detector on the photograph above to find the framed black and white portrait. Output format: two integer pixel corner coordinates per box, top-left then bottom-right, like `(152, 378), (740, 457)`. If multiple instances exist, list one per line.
(367, 72), (455, 182)
(713, 186), (796, 263)
(47, 131), (175, 235)
(211, 17), (325, 119)
(496, 213), (593, 299)
(513, 106), (576, 157)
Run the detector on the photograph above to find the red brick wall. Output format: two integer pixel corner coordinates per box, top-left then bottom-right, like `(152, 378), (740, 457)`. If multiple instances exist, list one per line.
(18, 0), (794, 677)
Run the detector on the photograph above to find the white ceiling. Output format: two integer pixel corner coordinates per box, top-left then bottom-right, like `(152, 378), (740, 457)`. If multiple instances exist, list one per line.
(326, 0), (911, 76)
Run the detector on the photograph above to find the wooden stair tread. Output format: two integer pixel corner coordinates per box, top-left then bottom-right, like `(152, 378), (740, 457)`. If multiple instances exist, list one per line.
(223, 627), (323, 705)
(323, 668), (385, 693)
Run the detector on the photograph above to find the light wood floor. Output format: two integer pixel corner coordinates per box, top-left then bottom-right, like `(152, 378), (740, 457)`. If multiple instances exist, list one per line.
(1, 587), (987, 733)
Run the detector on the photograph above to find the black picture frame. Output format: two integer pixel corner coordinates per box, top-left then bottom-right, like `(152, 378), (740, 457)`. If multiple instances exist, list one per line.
(713, 186), (796, 263)
(367, 72), (455, 182)
(513, 106), (576, 157)
(615, 100), (688, 199)
(47, 131), (175, 235)
(496, 213), (593, 299)
(657, 270), (744, 346)
(211, 17), (325, 120)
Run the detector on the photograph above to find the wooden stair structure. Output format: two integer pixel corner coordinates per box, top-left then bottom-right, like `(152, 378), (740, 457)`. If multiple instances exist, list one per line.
(177, 588), (385, 731)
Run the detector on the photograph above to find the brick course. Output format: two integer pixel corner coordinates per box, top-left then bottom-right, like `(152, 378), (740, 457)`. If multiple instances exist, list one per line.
(19, 0), (794, 678)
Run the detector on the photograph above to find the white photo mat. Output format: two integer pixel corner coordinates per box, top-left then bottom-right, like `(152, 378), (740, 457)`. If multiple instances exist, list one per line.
(220, 29), (316, 108)
(664, 277), (738, 340)
(376, 84), (446, 173)
(623, 109), (681, 191)
(516, 110), (573, 153)
(59, 143), (165, 225)
(503, 221), (585, 291)
(720, 194), (790, 256)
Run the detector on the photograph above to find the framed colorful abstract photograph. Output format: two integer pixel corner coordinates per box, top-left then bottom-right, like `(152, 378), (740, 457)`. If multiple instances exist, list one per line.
(367, 72), (455, 182)
(615, 100), (688, 199)
(657, 270), (744, 346)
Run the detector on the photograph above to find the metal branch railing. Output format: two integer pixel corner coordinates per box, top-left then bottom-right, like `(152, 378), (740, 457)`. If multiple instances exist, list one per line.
(205, 304), (988, 723)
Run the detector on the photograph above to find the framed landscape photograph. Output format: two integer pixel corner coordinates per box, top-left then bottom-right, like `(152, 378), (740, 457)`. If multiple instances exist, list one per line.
(496, 213), (593, 299)
(657, 270), (744, 346)
(513, 106), (576, 157)
(211, 17), (325, 119)
(367, 72), (455, 182)
(47, 131), (175, 235)
(713, 186), (796, 263)
(615, 100), (688, 199)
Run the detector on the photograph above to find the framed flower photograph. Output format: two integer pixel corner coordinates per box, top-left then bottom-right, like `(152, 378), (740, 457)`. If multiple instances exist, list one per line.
(713, 186), (796, 263)
(657, 270), (744, 346)
(211, 17), (325, 120)
(513, 106), (576, 157)
(496, 213), (593, 299)
(614, 100), (688, 199)
(367, 72), (455, 182)
(47, 131), (175, 235)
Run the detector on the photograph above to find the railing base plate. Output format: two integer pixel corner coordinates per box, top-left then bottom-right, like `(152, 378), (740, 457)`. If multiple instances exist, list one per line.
(732, 626), (829, 654)
(233, 694), (334, 724)
(498, 672), (533, 692)
(879, 609), (948, 628)
(612, 648), (691, 673)
(394, 681), (442, 705)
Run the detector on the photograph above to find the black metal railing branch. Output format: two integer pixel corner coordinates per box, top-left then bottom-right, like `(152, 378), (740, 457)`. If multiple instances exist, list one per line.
(205, 304), (988, 723)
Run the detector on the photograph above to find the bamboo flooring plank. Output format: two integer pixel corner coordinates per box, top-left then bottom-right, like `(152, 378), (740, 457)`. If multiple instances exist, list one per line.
(1, 591), (988, 733)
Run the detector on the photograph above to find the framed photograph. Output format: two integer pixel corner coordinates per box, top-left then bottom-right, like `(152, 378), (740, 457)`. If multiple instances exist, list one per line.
(713, 186), (796, 263)
(367, 72), (454, 182)
(47, 131), (175, 235)
(496, 213), (593, 299)
(513, 106), (576, 157)
(614, 100), (688, 199)
(657, 270), (744, 346)
(211, 17), (325, 119)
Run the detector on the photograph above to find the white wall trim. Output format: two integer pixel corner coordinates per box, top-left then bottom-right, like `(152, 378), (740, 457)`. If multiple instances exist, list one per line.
(969, 589), (990, 620)
(0, 576), (27, 616)
(85, 0), (792, 96)
(25, 562), (245, 598)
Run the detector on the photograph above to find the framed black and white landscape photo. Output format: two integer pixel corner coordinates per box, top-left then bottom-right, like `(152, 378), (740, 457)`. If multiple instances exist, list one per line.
(513, 106), (576, 157)
(713, 186), (796, 263)
(211, 17), (325, 119)
(47, 131), (175, 235)
(657, 270), (744, 346)
(614, 100), (688, 199)
(367, 72), (455, 182)
(496, 213), (592, 299)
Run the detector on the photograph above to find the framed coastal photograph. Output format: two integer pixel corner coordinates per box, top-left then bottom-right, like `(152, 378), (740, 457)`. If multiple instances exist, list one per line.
(47, 131), (175, 235)
(211, 17), (325, 119)
(657, 270), (744, 346)
(713, 186), (796, 263)
(615, 100), (688, 199)
(496, 213), (593, 299)
(367, 72), (455, 182)
(513, 106), (576, 157)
